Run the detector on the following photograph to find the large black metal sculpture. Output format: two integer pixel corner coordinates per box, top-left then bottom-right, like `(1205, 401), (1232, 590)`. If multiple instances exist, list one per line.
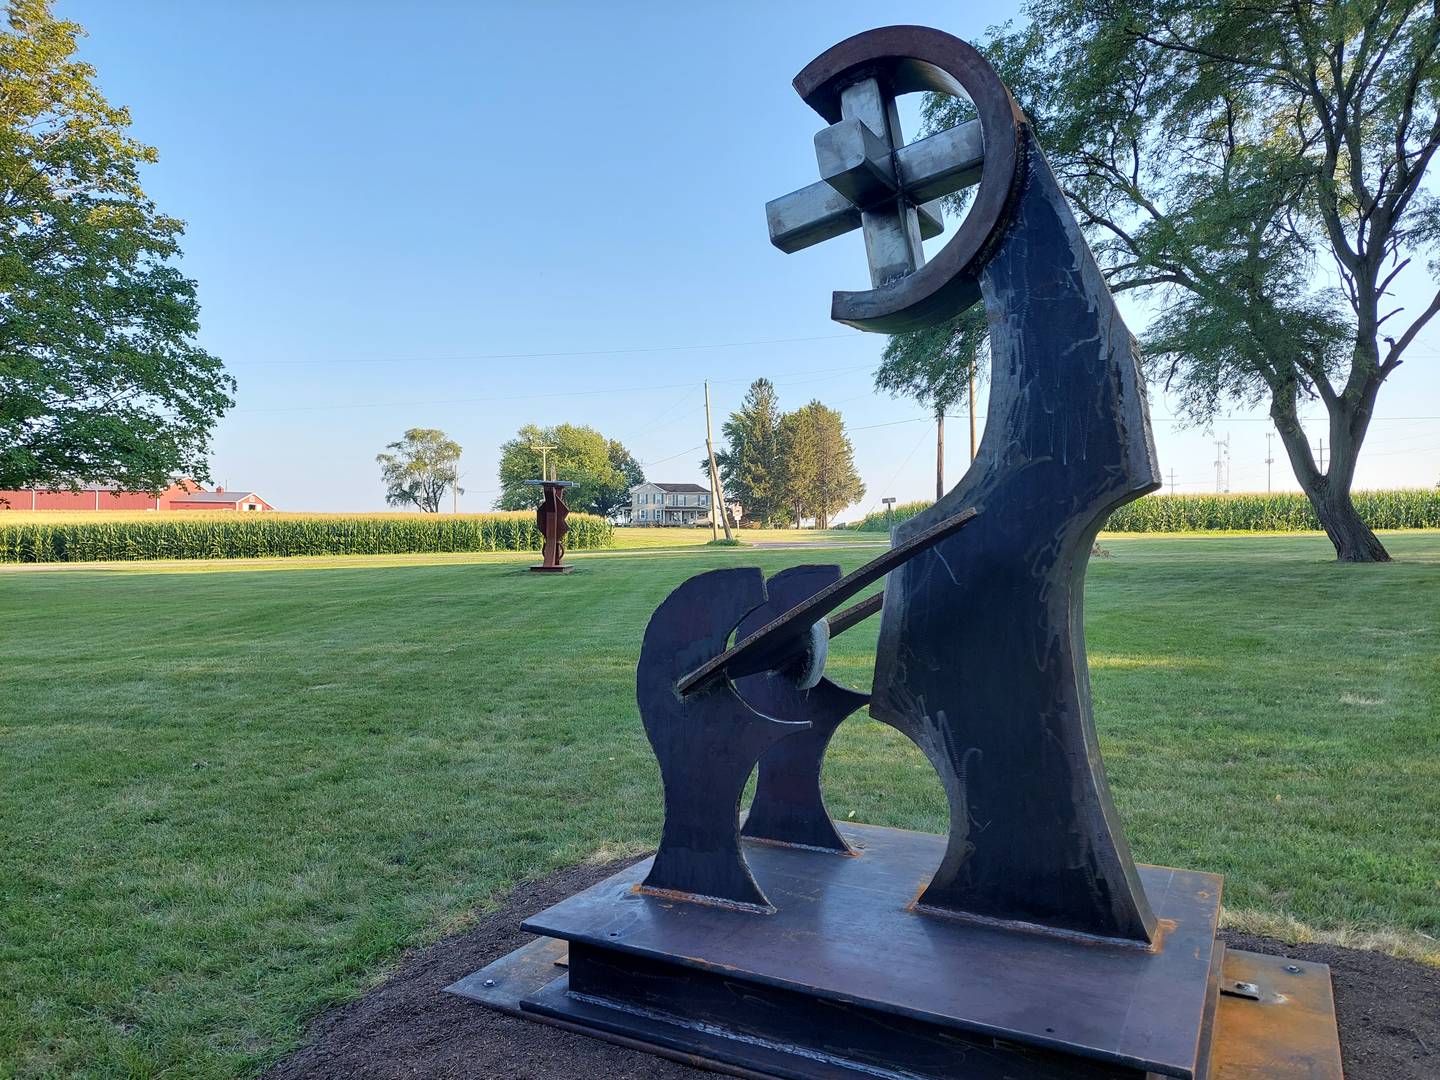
(451, 25), (1342, 1080)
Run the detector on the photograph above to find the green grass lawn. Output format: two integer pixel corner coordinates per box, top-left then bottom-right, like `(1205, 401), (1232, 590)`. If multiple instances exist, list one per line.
(2, 533), (1437, 1078)
(610, 525), (876, 548)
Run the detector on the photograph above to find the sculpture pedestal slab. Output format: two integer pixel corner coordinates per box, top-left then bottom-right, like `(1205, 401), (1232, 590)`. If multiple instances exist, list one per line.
(527, 565), (574, 573)
(448, 823), (1340, 1080)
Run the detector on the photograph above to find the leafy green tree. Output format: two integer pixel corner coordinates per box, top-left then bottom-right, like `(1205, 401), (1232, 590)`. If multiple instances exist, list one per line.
(779, 401), (865, 528)
(0, 0), (233, 495)
(875, 307), (988, 499)
(713, 378), (786, 526)
(376, 428), (462, 513)
(597, 438), (645, 519)
(957, 0), (1440, 561)
(496, 423), (642, 517)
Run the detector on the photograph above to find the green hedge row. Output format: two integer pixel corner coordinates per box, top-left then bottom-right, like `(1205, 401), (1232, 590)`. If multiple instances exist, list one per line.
(0, 513), (615, 563)
(851, 490), (1440, 533)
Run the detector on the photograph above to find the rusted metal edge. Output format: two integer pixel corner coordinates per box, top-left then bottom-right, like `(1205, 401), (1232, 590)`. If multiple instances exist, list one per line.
(826, 590), (884, 639)
(1209, 949), (1343, 1079)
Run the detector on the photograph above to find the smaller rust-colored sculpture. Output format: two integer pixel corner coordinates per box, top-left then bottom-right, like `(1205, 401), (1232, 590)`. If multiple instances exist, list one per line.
(525, 480), (574, 574)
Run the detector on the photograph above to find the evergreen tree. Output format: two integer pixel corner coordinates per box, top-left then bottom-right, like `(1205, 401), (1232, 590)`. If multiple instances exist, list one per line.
(714, 378), (784, 526)
(779, 401), (865, 528)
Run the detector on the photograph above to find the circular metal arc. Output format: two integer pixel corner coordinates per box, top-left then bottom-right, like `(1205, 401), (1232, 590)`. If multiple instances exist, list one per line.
(792, 25), (1026, 334)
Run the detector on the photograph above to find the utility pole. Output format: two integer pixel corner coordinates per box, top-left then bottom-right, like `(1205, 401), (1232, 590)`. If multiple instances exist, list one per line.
(1213, 434), (1230, 493)
(936, 409), (945, 500)
(968, 371), (977, 463)
(451, 470), (466, 514)
(1315, 437), (1327, 474)
(704, 381), (733, 541)
(1168, 468), (1176, 495)
(882, 496), (896, 530)
(1265, 433), (1274, 493)
(529, 443), (557, 482)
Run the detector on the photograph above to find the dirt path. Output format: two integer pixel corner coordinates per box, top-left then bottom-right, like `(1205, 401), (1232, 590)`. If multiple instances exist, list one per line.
(263, 860), (1438, 1080)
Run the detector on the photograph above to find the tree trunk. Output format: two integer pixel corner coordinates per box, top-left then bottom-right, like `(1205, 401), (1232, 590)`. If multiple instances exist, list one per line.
(1311, 480), (1390, 562)
(936, 410), (945, 500)
(1270, 389), (1390, 563)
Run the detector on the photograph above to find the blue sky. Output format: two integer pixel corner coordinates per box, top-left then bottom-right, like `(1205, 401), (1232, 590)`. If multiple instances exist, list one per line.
(64, 1), (1440, 514)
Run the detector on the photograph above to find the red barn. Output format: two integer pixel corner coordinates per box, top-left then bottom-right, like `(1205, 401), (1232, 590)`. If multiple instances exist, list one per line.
(0, 482), (274, 512)
(0, 481), (198, 511)
(169, 488), (273, 512)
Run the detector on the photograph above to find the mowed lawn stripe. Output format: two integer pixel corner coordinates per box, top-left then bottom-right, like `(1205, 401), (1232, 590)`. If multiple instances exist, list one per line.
(1, 532), (1436, 1078)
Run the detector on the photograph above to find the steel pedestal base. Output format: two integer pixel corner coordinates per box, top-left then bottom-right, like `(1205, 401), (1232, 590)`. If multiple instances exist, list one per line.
(528, 564), (574, 573)
(448, 824), (1341, 1079)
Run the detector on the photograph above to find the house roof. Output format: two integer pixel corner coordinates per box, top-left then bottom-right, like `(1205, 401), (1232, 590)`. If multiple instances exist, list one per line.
(171, 490), (260, 503)
(653, 483), (708, 493)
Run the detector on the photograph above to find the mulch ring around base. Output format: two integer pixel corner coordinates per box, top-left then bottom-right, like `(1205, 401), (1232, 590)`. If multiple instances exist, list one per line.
(263, 859), (1439, 1080)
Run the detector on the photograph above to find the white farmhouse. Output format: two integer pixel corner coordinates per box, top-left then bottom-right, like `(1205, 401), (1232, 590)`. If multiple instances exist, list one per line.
(629, 482), (710, 527)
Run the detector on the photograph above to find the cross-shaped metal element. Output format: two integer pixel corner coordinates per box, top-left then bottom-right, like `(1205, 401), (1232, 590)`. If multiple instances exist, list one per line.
(529, 443), (557, 481)
(767, 80), (984, 288)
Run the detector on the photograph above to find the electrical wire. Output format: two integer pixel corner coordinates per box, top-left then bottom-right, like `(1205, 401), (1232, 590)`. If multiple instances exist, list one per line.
(228, 333), (859, 366)
(235, 362), (878, 415)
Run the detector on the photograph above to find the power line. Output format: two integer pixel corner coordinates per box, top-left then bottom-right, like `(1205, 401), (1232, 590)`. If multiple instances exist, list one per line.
(235, 362), (878, 415)
(857, 426), (933, 520)
(228, 333), (859, 367)
(641, 444), (705, 467)
(851, 416), (931, 431)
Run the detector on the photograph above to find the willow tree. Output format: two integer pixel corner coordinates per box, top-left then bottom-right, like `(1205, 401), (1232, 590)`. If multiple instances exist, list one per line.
(954, 0), (1439, 561)
(377, 428), (462, 513)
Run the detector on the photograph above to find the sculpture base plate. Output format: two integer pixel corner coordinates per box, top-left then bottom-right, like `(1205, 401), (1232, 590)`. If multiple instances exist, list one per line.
(528, 565), (574, 573)
(447, 824), (1340, 1080)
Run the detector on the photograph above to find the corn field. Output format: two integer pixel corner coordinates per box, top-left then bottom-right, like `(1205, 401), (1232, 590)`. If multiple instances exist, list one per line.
(850, 490), (1440, 534)
(851, 501), (933, 532)
(1106, 490), (1440, 532)
(0, 512), (614, 563)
